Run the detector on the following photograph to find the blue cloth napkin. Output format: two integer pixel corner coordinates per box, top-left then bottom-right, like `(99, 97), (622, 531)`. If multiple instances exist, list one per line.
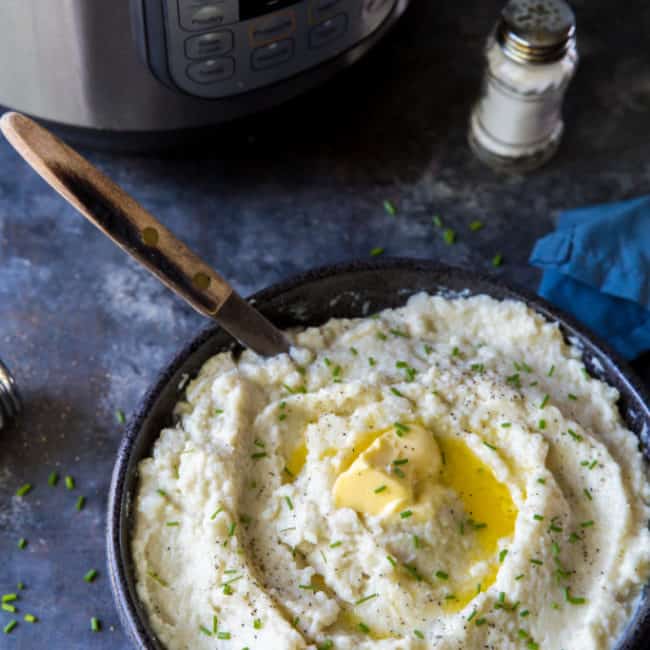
(529, 196), (650, 360)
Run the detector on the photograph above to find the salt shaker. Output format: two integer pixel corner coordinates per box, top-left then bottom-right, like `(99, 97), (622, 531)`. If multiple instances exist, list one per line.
(0, 360), (22, 430)
(469, 0), (578, 173)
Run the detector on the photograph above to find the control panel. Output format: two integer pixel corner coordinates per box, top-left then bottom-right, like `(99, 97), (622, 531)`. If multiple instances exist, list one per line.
(136, 0), (397, 98)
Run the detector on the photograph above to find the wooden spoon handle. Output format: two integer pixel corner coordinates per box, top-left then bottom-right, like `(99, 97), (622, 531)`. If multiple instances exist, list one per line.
(0, 112), (232, 317)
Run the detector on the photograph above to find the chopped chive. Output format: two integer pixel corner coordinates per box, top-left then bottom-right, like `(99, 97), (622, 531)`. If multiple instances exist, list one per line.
(17, 538), (27, 550)
(386, 555), (397, 568)
(90, 617), (101, 632)
(213, 615), (218, 634)
(537, 477), (546, 484)
(383, 200), (396, 216)
(147, 570), (168, 587)
(533, 514), (544, 521)
(284, 496), (294, 511)
(84, 569), (98, 583)
(568, 393), (578, 401)
(551, 541), (560, 556)
(15, 484), (32, 497)
(368, 357), (377, 367)
(443, 228), (456, 245)
(515, 574), (525, 581)
(253, 618), (262, 630)
(569, 532), (581, 543)
(358, 622), (370, 634)
(318, 641), (333, 650)
(65, 476), (75, 491)
(210, 507), (223, 520)
(499, 549), (508, 563)
(414, 629), (425, 639)
(452, 346), (460, 357)
(549, 523), (563, 533)
(374, 485), (387, 494)
(393, 458), (409, 465)
(4, 621), (17, 634)
(469, 220), (484, 231)
(432, 215), (443, 228)
(48, 472), (59, 487)
(254, 439), (265, 448)
(527, 641), (539, 650)
(355, 593), (379, 606)
(580, 520), (594, 528)
(299, 584), (316, 591)
(518, 629), (529, 639)
(475, 617), (487, 626)
(567, 429), (583, 442)
(538, 419), (546, 430)
(166, 521), (179, 527)
(564, 587), (587, 605)
(467, 608), (477, 621)
(115, 409), (126, 424)
(2, 604), (16, 613)
(589, 460), (598, 469)
(483, 441), (497, 451)
(413, 534), (421, 549)
(390, 329), (409, 339)
(370, 247), (384, 257)
(471, 363), (485, 373)
(435, 570), (449, 580)
(251, 452), (267, 460)
(520, 609), (530, 617)
(23, 614), (37, 623)
(76, 496), (86, 511)
(548, 365), (555, 377)
(424, 344), (433, 355)
(539, 394), (550, 409)
(199, 624), (212, 636)
(376, 332), (388, 341)
(506, 373), (521, 388)
(404, 564), (422, 581)
(228, 522), (236, 537)
(400, 510), (413, 519)
(217, 632), (231, 640)
(583, 488), (592, 501)
(329, 541), (342, 548)
(492, 253), (503, 267)
(501, 422), (511, 428)
(530, 558), (543, 565)
(16, 583), (23, 591)
(2, 594), (17, 603)
(394, 421), (410, 434)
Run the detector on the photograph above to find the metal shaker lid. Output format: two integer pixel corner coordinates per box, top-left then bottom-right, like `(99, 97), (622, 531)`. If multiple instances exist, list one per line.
(0, 360), (22, 430)
(497, 0), (576, 64)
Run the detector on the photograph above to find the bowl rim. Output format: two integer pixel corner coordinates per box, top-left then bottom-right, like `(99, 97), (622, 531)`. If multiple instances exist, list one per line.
(106, 257), (650, 649)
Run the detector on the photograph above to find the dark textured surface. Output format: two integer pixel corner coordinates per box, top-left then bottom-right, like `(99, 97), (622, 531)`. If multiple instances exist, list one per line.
(1, 0), (649, 647)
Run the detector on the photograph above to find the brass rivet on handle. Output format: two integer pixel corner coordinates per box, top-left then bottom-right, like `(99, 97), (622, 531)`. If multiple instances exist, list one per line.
(192, 272), (211, 290)
(141, 227), (159, 246)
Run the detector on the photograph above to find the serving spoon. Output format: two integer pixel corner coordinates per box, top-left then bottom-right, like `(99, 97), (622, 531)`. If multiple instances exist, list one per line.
(0, 112), (289, 357)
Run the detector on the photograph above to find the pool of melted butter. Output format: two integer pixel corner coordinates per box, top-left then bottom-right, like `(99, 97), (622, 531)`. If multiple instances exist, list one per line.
(282, 423), (518, 630)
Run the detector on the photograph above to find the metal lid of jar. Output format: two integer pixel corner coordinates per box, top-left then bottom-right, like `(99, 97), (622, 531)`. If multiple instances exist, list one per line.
(497, 0), (576, 64)
(0, 360), (22, 430)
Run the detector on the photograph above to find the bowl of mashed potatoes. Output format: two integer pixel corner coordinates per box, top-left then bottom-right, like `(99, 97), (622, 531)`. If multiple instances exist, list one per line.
(107, 260), (650, 650)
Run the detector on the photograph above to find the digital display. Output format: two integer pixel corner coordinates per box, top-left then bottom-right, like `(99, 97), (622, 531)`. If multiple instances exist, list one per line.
(240, 0), (302, 21)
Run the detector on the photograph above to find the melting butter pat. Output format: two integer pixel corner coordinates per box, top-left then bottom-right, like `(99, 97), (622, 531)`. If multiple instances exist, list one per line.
(333, 425), (441, 517)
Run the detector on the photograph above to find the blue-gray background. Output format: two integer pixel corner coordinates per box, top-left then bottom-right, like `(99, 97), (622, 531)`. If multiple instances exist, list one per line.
(1, 0), (649, 647)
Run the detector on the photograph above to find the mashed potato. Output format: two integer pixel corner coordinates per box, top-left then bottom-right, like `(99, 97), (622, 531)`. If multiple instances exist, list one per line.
(132, 293), (650, 650)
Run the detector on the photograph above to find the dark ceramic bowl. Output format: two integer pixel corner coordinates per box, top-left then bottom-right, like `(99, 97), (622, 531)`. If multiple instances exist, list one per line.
(107, 259), (650, 649)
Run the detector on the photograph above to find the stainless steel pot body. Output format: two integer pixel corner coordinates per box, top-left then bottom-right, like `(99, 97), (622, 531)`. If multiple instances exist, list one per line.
(0, 0), (410, 132)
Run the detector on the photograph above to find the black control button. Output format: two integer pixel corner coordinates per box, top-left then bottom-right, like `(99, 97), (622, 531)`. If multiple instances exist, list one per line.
(309, 0), (344, 24)
(309, 14), (348, 49)
(251, 39), (295, 71)
(186, 31), (234, 59)
(249, 11), (296, 46)
(178, 0), (238, 31)
(187, 57), (235, 83)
